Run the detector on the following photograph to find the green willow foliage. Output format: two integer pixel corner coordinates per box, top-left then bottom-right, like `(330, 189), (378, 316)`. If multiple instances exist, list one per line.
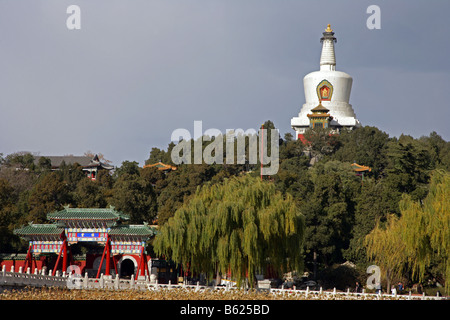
(365, 170), (450, 294)
(153, 175), (305, 287)
(364, 214), (407, 292)
(400, 170), (449, 293)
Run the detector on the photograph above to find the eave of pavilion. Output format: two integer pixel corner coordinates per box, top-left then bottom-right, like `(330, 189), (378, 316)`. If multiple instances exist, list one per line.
(351, 162), (372, 172)
(13, 223), (65, 242)
(47, 206), (129, 228)
(108, 224), (157, 243)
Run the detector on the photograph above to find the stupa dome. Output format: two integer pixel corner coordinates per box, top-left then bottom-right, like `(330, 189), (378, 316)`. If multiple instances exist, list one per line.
(291, 24), (361, 136)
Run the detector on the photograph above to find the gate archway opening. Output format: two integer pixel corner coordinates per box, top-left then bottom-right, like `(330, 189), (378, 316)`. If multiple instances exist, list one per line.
(119, 258), (136, 279)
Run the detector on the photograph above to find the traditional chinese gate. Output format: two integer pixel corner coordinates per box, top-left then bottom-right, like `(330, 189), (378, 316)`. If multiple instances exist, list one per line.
(14, 206), (155, 278)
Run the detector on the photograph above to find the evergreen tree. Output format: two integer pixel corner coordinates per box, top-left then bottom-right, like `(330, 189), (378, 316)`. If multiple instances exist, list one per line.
(418, 132), (450, 171)
(330, 126), (390, 178)
(27, 172), (71, 223)
(0, 179), (18, 252)
(301, 161), (359, 272)
(384, 135), (432, 200)
(109, 161), (157, 223)
(343, 178), (398, 266)
(303, 127), (340, 159)
(73, 178), (107, 208)
(145, 143), (176, 166)
(156, 164), (220, 225)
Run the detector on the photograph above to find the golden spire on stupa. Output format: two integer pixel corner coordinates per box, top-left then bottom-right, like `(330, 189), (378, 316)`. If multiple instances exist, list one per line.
(325, 24), (333, 32)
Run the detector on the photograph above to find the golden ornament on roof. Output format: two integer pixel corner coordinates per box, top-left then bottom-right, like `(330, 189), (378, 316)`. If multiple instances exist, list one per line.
(325, 24), (333, 32)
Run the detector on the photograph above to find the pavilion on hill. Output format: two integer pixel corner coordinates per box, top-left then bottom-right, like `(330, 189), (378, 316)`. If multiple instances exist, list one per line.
(143, 161), (177, 172)
(34, 154), (114, 180)
(351, 162), (372, 182)
(307, 101), (334, 130)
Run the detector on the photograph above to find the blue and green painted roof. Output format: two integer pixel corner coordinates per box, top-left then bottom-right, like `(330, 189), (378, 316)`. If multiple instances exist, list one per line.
(14, 223), (65, 240)
(14, 207), (156, 241)
(47, 206), (129, 221)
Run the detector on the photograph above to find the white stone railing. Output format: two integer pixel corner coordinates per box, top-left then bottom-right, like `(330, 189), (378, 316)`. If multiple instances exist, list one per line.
(1, 266), (67, 289)
(0, 265), (152, 291)
(146, 281), (447, 300)
(1, 266), (446, 300)
(70, 273), (151, 291)
(267, 285), (446, 300)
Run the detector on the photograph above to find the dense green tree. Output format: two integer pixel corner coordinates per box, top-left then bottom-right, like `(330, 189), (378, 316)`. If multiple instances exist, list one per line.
(0, 166), (37, 199)
(384, 134), (433, 201)
(27, 172), (71, 223)
(0, 179), (18, 252)
(156, 164), (221, 225)
(343, 178), (398, 266)
(330, 126), (390, 177)
(279, 135), (305, 161)
(303, 127), (340, 159)
(418, 132), (450, 171)
(95, 169), (115, 190)
(73, 178), (107, 208)
(109, 162), (157, 223)
(114, 160), (140, 177)
(4, 152), (36, 170)
(274, 156), (312, 201)
(153, 175), (305, 287)
(0, 179), (15, 209)
(140, 166), (168, 199)
(37, 156), (52, 171)
(57, 162), (86, 193)
(145, 143), (176, 166)
(300, 161), (360, 274)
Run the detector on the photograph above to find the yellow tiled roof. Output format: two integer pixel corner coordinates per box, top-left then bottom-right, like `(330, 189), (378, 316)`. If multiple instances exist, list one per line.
(143, 162), (177, 171)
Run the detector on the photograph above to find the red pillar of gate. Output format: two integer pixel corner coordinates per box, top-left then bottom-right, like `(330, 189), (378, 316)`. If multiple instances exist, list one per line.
(135, 247), (144, 280)
(135, 246), (150, 280)
(95, 244), (107, 279)
(23, 244), (33, 272)
(62, 239), (68, 273)
(140, 252), (145, 277)
(52, 245), (63, 276)
(105, 235), (111, 276)
(95, 234), (113, 278)
(52, 231), (68, 276)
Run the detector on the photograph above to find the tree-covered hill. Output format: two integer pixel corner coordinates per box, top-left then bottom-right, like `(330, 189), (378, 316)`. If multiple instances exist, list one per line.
(1, 123), (448, 292)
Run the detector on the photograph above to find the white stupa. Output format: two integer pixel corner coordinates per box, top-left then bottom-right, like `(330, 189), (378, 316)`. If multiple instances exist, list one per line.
(291, 24), (361, 139)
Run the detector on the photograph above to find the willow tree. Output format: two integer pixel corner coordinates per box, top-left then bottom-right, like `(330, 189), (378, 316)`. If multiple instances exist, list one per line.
(364, 214), (408, 292)
(365, 170), (449, 294)
(400, 169), (449, 293)
(153, 175), (305, 287)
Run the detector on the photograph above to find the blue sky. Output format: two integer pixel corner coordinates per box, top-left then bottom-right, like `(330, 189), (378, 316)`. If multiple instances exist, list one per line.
(0, 0), (448, 166)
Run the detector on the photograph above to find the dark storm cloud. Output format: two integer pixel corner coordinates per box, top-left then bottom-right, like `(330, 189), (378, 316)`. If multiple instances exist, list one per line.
(0, 0), (448, 166)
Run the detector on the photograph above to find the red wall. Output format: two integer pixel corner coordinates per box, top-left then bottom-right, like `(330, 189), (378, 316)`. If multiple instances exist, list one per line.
(0, 253), (151, 276)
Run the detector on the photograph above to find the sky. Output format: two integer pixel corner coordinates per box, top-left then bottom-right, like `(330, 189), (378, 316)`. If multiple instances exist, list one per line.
(0, 0), (449, 167)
